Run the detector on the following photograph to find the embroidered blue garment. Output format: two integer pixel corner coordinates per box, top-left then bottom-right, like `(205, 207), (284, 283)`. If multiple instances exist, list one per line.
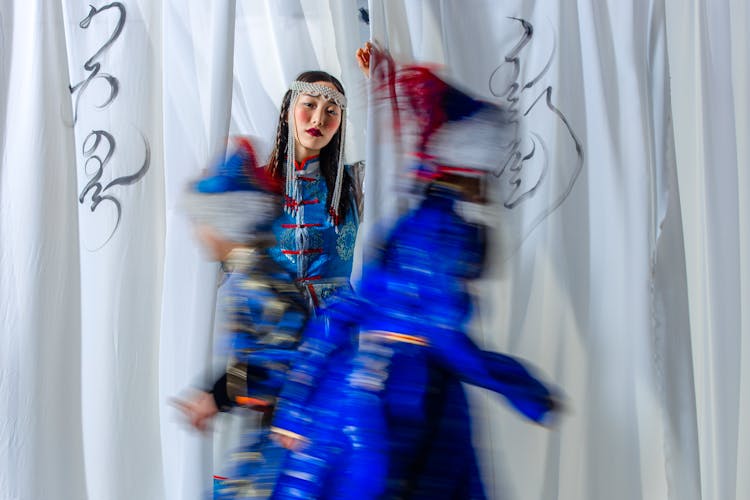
(268, 156), (359, 309)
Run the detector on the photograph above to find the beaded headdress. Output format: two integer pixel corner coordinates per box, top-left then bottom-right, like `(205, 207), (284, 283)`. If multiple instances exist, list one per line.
(286, 80), (348, 225)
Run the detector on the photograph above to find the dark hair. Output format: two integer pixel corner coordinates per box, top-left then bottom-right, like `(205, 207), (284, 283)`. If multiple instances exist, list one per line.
(266, 71), (353, 221)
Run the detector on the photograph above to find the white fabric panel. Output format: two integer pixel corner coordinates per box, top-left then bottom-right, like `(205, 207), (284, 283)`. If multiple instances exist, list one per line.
(665, 0), (750, 499)
(646, 2), (702, 498)
(731, 3), (750, 499)
(0, 2), (87, 499)
(159, 2), (238, 499)
(368, 1), (696, 499)
(62, 1), (165, 498)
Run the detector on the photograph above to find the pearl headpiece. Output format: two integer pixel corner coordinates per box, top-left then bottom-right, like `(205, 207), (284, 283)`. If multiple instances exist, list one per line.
(285, 80), (348, 226)
(289, 81), (347, 109)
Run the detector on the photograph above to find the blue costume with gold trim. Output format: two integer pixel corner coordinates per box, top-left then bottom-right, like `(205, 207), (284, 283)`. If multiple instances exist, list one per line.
(269, 186), (557, 499)
(179, 137), (323, 499)
(211, 248), (309, 500)
(213, 154), (361, 499)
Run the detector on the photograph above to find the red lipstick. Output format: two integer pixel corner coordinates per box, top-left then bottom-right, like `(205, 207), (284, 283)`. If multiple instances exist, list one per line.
(306, 128), (322, 137)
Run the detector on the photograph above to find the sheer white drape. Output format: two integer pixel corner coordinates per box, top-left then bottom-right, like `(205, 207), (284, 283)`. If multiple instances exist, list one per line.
(665, 0), (750, 499)
(0, 0), (747, 499)
(159, 3), (235, 498)
(61, 1), (165, 498)
(0, 2), (86, 499)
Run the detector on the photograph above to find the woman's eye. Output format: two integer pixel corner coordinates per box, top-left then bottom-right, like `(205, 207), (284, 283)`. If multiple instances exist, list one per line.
(327, 108), (339, 116)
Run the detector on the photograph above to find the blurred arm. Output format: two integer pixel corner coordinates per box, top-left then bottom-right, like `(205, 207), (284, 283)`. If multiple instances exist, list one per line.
(428, 326), (557, 423)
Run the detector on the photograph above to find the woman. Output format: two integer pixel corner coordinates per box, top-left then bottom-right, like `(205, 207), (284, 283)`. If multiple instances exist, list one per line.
(265, 71), (362, 311)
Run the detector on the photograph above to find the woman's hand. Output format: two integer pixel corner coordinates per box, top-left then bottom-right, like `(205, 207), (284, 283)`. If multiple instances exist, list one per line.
(172, 390), (219, 432)
(356, 41), (374, 79)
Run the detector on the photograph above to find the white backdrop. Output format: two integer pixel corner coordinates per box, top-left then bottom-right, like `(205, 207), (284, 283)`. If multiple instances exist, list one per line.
(665, 1), (749, 499)
(0, 1), (747, 499)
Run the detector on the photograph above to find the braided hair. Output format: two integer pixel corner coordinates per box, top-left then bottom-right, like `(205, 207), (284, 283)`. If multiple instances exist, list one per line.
(266, 71), (353, 221)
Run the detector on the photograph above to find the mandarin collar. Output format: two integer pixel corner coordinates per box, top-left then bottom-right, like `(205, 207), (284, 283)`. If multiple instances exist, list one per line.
(294, 155), (320, 174)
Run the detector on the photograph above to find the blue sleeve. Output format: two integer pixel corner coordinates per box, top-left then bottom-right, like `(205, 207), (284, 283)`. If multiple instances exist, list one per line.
(271, 331), (340, 437)
(219, 271), (309, 406)
(428, 327), (556, 423)
(271, 293), (361, 437)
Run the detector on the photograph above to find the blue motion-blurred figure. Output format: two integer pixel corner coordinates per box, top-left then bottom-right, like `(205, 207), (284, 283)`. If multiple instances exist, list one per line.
(269, 184), (557, 500)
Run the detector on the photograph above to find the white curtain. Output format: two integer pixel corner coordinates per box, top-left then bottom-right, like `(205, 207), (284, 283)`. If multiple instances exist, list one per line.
(0, 1), (747, 500)
(1, 2), (86, 499)
(665, 0), (750, 499)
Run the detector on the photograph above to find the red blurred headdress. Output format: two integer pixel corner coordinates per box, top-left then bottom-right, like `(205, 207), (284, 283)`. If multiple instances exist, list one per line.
(376, 60), (515, 181)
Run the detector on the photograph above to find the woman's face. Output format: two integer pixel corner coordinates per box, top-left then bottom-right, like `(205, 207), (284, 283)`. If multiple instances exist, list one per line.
(292, 81), (343, 162)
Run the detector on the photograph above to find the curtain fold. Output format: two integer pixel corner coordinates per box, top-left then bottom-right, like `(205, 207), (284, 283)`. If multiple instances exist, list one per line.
(665, 0), (750, 498)
(159, 3), (236, 498)
(1, 2), (86, 499)
(61, 1), (166, 498)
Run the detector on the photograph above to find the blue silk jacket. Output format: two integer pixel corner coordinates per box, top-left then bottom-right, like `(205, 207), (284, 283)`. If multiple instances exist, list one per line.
(268, 156), (359, 310)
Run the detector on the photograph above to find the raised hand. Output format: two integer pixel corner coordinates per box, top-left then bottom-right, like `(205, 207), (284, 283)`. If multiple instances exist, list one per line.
(356, 41), (374, 79)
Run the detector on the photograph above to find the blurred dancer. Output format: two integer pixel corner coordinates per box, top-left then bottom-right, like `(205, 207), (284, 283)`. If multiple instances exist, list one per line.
(268, 65), (559, 499)
(175, 137), (309, 498)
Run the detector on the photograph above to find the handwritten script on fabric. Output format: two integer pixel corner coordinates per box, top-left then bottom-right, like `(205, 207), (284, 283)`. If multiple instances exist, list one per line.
(70, 2), (150, 250)
(489, 17), (583, 230)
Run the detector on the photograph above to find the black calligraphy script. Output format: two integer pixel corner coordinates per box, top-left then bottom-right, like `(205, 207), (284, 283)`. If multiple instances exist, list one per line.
(69, 3), (124, 124)
(489, 17), (583, 218)
(69, 2), (150, 250)
(77, 130), (150, 245)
